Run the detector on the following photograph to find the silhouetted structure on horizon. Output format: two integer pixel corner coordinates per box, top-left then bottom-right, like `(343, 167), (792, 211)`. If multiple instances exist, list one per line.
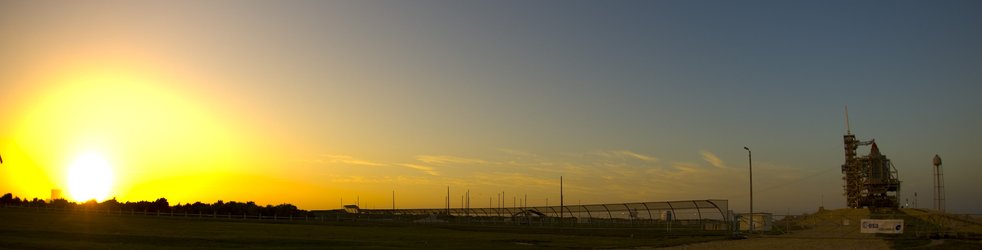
(933, 154), (945, 212)
(841, 108), (901, 208)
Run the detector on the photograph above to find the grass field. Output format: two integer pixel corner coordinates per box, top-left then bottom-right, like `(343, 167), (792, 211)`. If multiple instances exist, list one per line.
(0, 207), (725, 249)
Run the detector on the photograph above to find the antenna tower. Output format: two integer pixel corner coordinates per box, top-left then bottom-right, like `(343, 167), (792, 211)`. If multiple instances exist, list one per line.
(845, 106), (852, 134)
(933, 155), (945, 212)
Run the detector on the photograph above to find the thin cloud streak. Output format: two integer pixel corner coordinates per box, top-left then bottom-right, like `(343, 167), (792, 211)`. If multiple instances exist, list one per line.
(594, 150), (659, 163)
(398, 163), (441, 176)
(308, 154), (442, 176)
(701, 151), (727, 169)
(416, 155), (489, 165)
(319, 154), (387, 167)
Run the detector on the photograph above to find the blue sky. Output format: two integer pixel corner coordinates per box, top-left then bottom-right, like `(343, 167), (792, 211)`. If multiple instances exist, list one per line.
(1, 0), (980, 213)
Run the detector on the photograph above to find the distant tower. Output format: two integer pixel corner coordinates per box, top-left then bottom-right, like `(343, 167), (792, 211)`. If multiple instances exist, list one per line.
(842, 108), (862, 208)
(50, 189), (63, 201)
(933, 154), (945, 212)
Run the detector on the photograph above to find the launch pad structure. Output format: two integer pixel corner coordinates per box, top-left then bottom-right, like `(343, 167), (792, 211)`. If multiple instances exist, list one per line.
(841, 109), (901, 208)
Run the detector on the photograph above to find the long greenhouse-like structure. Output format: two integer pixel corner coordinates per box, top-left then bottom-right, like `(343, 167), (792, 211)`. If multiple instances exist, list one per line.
(317, 199), (729, 230)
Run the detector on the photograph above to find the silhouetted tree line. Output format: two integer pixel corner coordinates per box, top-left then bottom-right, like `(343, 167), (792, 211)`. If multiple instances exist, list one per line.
(1, 193), (311, 217)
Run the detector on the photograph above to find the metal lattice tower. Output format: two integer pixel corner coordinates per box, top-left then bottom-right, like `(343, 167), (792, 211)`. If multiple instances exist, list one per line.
(841, 108), (901, 208)
(933, 155), (945, 212)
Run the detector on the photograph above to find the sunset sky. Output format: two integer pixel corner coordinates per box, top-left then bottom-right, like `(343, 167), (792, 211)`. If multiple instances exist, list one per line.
(1, 0), (980, 214)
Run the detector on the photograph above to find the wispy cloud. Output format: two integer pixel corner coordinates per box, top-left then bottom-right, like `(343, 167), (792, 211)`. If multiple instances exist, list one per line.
(308, 154), (441, 176)
(325, 175), (435, 185)
(318, 154), (387, 166)
(416, 155), (489, 165)
(700, 151), (726, 169)
(595, 150), (659, 163)
(672, 162), (705, 173)
(398, 163), (441, 176)
(498, 148), (537, 157)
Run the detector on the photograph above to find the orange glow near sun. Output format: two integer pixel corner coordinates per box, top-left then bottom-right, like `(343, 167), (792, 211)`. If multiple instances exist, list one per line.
(8, 61), (256, 204)
(66, 152), (114, 202)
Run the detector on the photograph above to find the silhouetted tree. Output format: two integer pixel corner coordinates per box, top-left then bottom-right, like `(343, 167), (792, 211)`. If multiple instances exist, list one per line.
(153, 198), (169, 212)
(102, 198), (120, 210)
(28, 198), (46, 207)
(0, 192), (311, 217)
(0, 193), (13, 205)
(49, 199), (71, 209)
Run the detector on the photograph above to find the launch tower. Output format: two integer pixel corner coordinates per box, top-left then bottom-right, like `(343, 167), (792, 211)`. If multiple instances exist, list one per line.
(841, 109), (901, 208)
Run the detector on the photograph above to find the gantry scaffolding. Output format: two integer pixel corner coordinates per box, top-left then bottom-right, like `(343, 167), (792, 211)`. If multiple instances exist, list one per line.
(841, 118), (901, 208)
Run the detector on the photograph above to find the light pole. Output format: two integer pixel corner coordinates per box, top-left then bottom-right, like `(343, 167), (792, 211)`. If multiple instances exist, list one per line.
(744, 146), (753, 234)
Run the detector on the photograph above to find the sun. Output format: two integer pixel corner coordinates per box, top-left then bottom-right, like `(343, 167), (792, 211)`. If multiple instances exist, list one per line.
(67, 152), (115, 202)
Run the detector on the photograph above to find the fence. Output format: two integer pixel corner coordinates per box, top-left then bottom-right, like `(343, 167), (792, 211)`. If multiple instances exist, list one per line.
(312, 199), (730, 231)
(2, 199), (734, 233)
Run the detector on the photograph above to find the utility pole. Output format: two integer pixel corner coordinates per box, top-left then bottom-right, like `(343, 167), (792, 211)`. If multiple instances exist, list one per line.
(560, 176), (564, 225)
(524, 193), (528, 225)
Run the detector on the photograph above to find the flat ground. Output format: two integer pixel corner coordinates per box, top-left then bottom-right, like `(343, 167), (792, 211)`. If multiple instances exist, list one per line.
(0, 208), (723, 249)
(659, 208), (982, 250)
(6, 207), (978, 249)
(659, 208), (889, 250)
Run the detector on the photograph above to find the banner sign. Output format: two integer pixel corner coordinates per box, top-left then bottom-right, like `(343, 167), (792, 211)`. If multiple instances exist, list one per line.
(860, 219), (904, 234)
